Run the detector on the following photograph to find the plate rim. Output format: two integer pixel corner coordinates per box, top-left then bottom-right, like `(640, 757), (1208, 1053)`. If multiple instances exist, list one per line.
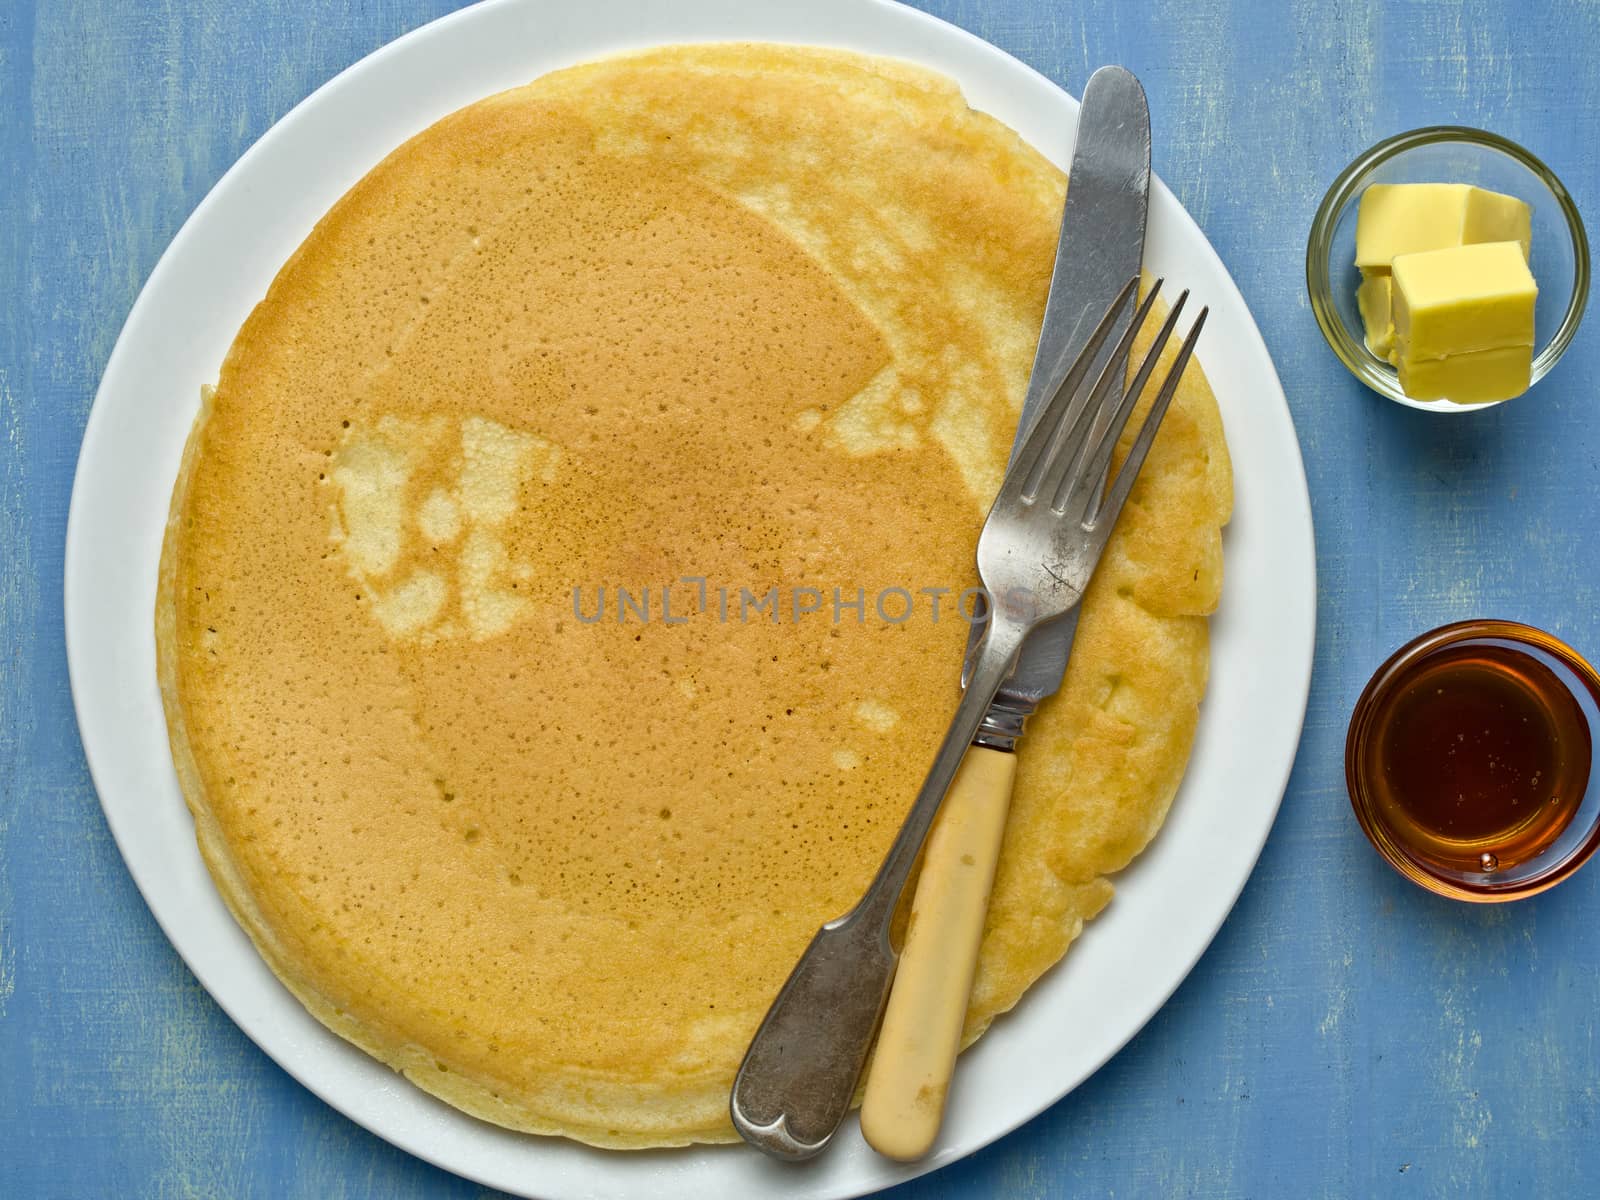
(63, 1), (1317, 1196)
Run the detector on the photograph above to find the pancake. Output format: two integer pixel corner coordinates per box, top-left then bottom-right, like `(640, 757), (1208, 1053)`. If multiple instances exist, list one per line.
(156, 44), (1233, 1148)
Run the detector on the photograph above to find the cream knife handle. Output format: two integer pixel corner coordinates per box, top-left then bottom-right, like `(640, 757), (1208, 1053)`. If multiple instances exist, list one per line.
(731, 620), (1027, 1161)
(859, 745), (1017, 1162)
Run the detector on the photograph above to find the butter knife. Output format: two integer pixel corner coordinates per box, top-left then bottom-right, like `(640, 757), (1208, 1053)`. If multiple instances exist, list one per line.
(729, 65), (1152, 1162)
(858, 65), (1151, 1161)
(969, 63), (1152, 747)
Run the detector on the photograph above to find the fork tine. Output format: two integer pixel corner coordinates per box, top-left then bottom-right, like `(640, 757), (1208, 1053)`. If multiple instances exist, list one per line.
(1054, 289), (1189, 516)
(1032, 283), (1165, 510)
(1007, 276), (1141, 498)
(1089, 305), (1207, 531)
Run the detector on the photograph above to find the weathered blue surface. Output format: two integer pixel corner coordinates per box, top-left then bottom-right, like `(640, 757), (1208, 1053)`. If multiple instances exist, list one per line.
(4, 1), (1599, 1195)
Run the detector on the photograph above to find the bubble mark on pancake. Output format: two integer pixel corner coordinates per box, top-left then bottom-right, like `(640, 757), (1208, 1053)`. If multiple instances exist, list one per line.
(328, 414), (559, 641)
(853, 699), (900, 732)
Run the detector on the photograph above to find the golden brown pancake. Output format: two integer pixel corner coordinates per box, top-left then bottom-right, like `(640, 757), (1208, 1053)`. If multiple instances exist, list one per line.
(157, 44), (1232, 1148)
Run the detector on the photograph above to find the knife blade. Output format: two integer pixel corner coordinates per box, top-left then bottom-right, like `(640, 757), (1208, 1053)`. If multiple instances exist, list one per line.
(960, 64), (1150, 731)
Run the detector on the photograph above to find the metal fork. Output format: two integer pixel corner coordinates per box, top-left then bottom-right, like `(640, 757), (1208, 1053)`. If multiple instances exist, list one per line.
(730, 274), (1208, 1160)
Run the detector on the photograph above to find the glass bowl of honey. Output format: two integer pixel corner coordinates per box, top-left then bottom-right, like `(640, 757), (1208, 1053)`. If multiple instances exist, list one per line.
(1346, 620), (1600, 901)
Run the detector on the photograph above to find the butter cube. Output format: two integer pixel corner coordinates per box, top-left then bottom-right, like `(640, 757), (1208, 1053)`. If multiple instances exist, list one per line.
(1397, 344), (1533, 404)
(1355, 184), (1532, 271)
(1391, 241), (1536, 361)
(1462, 187), (1534, 260)
(1357, 273), (1395, 359)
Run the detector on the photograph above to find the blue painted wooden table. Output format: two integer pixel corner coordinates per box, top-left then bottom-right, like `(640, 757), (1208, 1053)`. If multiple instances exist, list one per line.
(5, 1), (1599, 1195)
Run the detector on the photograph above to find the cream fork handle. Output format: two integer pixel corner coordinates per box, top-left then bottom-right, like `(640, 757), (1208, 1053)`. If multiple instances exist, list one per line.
(859, 745), (1016, 1161)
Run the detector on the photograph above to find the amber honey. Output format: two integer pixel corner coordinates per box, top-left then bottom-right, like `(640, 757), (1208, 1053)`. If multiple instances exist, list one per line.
(1347, 621), (1600, 900)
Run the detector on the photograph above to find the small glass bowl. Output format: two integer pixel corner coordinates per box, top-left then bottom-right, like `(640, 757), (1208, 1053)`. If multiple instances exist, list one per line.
(1307, 127), (1589, 413)
(1346, 620), (1600, 902)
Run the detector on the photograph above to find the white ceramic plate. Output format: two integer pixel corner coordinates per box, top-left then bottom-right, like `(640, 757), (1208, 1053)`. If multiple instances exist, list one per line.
(64, 1), (1316, 1196)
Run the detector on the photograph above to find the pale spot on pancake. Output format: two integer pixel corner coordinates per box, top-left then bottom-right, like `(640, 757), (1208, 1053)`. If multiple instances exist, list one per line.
(678, 678), (698, 700)
(661, 113), (754, 165)
(460, 416), (554, 525)
(827, 364), (919, 455)
(459, 527), (531, 640)
(928, 348), (1002, 507)
(853, 699), (899, 732)
(331, 414), (544, 642)
(329, 424), (414, 577)
(833, 748), (864, 770)
(793, 408), (823, 433)
(877, 203), (936, 254)
(418, 489), (462, 544)
(369, 570), (448, 636)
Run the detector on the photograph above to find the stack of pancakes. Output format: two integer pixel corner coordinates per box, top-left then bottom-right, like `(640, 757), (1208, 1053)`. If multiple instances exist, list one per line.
(157, 45), (1232, 1147)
